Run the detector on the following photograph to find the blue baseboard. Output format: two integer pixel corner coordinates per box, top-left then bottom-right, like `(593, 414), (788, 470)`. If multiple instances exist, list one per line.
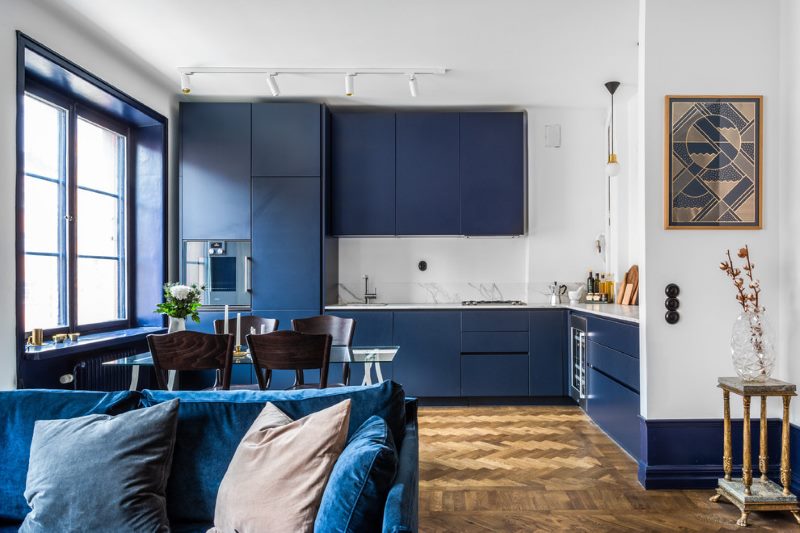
(638, 417), (784, 489)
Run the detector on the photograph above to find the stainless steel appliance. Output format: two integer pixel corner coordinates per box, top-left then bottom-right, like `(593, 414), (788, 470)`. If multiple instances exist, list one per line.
(461, 300), (526, 306)
(182, 240), (251, 308)
(569, 314), (588, 409)
(548, 281), (568, 306)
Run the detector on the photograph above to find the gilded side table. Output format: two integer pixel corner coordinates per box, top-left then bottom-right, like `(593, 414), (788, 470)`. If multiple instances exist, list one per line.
(710, 377), (800, 527)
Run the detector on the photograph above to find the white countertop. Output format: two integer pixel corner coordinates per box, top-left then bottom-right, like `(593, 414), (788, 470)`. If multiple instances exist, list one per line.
(324, 302), (639, 323)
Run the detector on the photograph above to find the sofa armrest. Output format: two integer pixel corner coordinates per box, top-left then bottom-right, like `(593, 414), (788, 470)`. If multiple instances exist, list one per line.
(382, 399), (419, 533)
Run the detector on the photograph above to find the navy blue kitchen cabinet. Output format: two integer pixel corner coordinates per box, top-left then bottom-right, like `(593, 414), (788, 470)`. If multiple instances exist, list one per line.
(588, 364), (640, 458)
(392, 311), (461, 397)
(323, 310), (394, 385)
(251, 177), (321, 310)
(459, 112), (526, 236)
(181, 103), (251, 240)
(461, 355), (529, 396)
(330, 113), (396, 235)
(251, 103), (321, 177)
(395, 113), (460, 235)
(530, 310), (566, 396)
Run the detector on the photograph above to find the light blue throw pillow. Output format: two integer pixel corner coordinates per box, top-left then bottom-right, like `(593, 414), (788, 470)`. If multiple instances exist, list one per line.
(315, 415), (398, 533)
(19, 399), (179, 533)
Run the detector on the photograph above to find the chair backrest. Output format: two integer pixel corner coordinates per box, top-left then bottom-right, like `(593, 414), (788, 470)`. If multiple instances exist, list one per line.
(214, 316), (279, 338)
(292, 315), (355, 346)
(147, 331), (234, 390)
(246, 330), (332, 389)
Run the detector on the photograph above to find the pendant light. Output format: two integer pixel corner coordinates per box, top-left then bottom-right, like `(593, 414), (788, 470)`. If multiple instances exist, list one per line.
(345, 73), (355, 96)
(180, 73), (192, 95)
(605, 81), (621, 177)
(408, 74), (418, 97)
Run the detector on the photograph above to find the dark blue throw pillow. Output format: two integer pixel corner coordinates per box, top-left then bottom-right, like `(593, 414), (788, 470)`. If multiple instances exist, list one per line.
(315, 416), (398, 533)
(19, 399), (180, 533)
(0, 390), (140, 522)
(140, 381), (405, 525)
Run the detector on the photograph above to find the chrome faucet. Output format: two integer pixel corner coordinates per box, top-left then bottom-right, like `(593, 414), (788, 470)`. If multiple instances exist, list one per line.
(363, 275), (377, 304)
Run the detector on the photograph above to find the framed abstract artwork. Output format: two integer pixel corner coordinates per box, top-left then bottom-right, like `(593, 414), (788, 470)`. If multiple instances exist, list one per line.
(665, 95), (762, 229)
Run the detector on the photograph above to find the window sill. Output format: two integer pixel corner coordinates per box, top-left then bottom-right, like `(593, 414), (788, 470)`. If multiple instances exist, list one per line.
(24, 326), (166, 361)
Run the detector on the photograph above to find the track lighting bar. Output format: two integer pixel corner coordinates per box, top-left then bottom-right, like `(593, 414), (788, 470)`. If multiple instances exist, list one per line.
(177, 66), (446, 97)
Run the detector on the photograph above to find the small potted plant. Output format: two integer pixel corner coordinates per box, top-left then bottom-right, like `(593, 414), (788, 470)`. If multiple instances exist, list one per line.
(155, 283), (204, 333)
(719, 245), (774, 381)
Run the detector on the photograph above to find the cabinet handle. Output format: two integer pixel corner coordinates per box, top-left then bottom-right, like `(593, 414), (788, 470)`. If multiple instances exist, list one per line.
(245, 256), (252, 293)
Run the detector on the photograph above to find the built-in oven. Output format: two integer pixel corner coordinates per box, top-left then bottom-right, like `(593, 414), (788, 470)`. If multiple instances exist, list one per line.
(182, 240), (251, 308)
(569, 314), (588, 410)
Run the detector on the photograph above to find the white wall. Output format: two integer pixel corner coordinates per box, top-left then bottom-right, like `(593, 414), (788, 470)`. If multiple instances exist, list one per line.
(0, 0), (177, 389)
(338, 106), (610, 304)
(639, 0), (781, 419)
(779, 0), (800, 422)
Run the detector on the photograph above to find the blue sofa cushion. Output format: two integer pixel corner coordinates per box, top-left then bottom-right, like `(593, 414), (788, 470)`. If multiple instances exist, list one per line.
(0, 389), (141, 522)
(315, 416), (398, 533)
(19, 399), (179, 533)
(140, 381), (406, 525)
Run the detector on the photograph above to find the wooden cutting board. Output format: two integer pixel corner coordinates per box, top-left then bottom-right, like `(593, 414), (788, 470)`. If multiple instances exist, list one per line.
(618, 264), (639, 305)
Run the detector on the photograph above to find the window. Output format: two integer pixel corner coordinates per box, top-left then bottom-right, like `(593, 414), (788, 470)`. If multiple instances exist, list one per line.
(23, 90), (129, 333)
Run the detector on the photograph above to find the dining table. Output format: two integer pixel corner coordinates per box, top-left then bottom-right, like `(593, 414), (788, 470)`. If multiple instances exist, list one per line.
(103, 345), (399, 391)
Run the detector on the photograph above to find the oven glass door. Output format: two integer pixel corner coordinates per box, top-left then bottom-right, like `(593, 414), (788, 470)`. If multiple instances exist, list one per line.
(183, 240), (251, 308)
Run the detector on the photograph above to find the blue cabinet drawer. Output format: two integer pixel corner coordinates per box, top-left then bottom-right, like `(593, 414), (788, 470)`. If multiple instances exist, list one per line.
(461, 310), (529, 331)
(588, 341), (639, 392)
(587, 316), (639, 358)
(461, 354), (529, 396)
(588, 367), (640, 459)
(461, 331), (529, 353)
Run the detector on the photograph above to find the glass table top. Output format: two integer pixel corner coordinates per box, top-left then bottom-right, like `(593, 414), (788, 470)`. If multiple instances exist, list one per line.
(103, 345), (399, 367)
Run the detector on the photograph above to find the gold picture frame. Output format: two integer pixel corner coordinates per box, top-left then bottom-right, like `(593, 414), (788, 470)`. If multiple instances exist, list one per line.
(664, 95), (763, 230)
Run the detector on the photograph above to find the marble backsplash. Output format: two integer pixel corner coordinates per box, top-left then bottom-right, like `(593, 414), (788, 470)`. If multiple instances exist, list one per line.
(336, 280), (589, 305)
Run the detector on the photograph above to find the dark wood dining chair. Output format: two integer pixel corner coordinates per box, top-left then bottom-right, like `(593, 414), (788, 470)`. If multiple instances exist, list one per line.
(147, 331), (235, 390)
(214, 316), (279, 338)
(246, 331), (332, 390)
(292, 315), (355, 385)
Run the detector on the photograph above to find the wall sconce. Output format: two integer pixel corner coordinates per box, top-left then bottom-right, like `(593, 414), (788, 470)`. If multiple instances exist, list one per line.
(605, 81), (621, 177)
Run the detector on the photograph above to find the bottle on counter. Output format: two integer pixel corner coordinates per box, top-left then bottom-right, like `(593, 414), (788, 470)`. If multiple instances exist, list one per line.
(606, 273), (615, 303)
(587, 270), (594, 301)
(594, 273), (600, 295)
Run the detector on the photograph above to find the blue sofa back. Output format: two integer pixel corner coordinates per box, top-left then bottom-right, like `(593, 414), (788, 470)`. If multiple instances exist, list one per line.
(141, 381), (406, 525)
(0, 382), (413, 532)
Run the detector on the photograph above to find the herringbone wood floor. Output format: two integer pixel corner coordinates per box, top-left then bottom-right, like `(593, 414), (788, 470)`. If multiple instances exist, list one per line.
(418, 406), (798, 532)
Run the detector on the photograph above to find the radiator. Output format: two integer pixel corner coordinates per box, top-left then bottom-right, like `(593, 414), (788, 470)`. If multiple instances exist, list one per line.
(73, 345), (156, 391)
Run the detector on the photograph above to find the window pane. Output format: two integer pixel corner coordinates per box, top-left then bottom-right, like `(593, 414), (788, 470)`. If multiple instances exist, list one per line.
(24, 176), (62, 254)
(77, 189), (120, 257)
(24, 95), (65, 179)
(77, 118), (124, 194)
(78, 257), (122, 324)
(23, 94), (68, 331)
(24, 254), (65, 330)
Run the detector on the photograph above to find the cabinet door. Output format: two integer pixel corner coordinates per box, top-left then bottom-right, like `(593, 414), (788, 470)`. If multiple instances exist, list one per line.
(181, 103), (251, 240)
(251, 178), (321, 310)
(396, 113), (460, 235)
(251, 103), (321, 177)
(530, 310), (566, 396)
(459, 112), (525, 236)
(331, 113), (395, 235)
(392, 311), (461, 397)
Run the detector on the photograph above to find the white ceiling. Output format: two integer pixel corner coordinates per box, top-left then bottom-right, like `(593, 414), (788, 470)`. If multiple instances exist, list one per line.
(35, 0), (639, 108)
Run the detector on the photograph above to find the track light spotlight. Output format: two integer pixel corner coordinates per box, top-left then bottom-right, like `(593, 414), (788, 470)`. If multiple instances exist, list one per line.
(180, 73), (191, 95)
(345, 73), (355, 96)
(267, 74), (280, 97)
(408, 74), (418, 97)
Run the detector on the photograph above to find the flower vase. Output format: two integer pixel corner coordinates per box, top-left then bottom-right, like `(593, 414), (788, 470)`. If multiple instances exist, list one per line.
(168, 316), (186, 334)
(730, 309), (775, 382)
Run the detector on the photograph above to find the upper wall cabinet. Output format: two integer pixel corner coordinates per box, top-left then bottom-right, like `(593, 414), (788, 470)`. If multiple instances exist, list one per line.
(396, 113), (460, 235)
(251, 103), (321, 177)
(330, 113), (396, 236)
(181, 103), (251, 240)
(460, 112), (526, 236)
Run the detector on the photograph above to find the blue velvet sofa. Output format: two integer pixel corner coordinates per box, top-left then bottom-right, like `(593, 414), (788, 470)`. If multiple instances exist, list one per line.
(0, 381), (418, 533)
